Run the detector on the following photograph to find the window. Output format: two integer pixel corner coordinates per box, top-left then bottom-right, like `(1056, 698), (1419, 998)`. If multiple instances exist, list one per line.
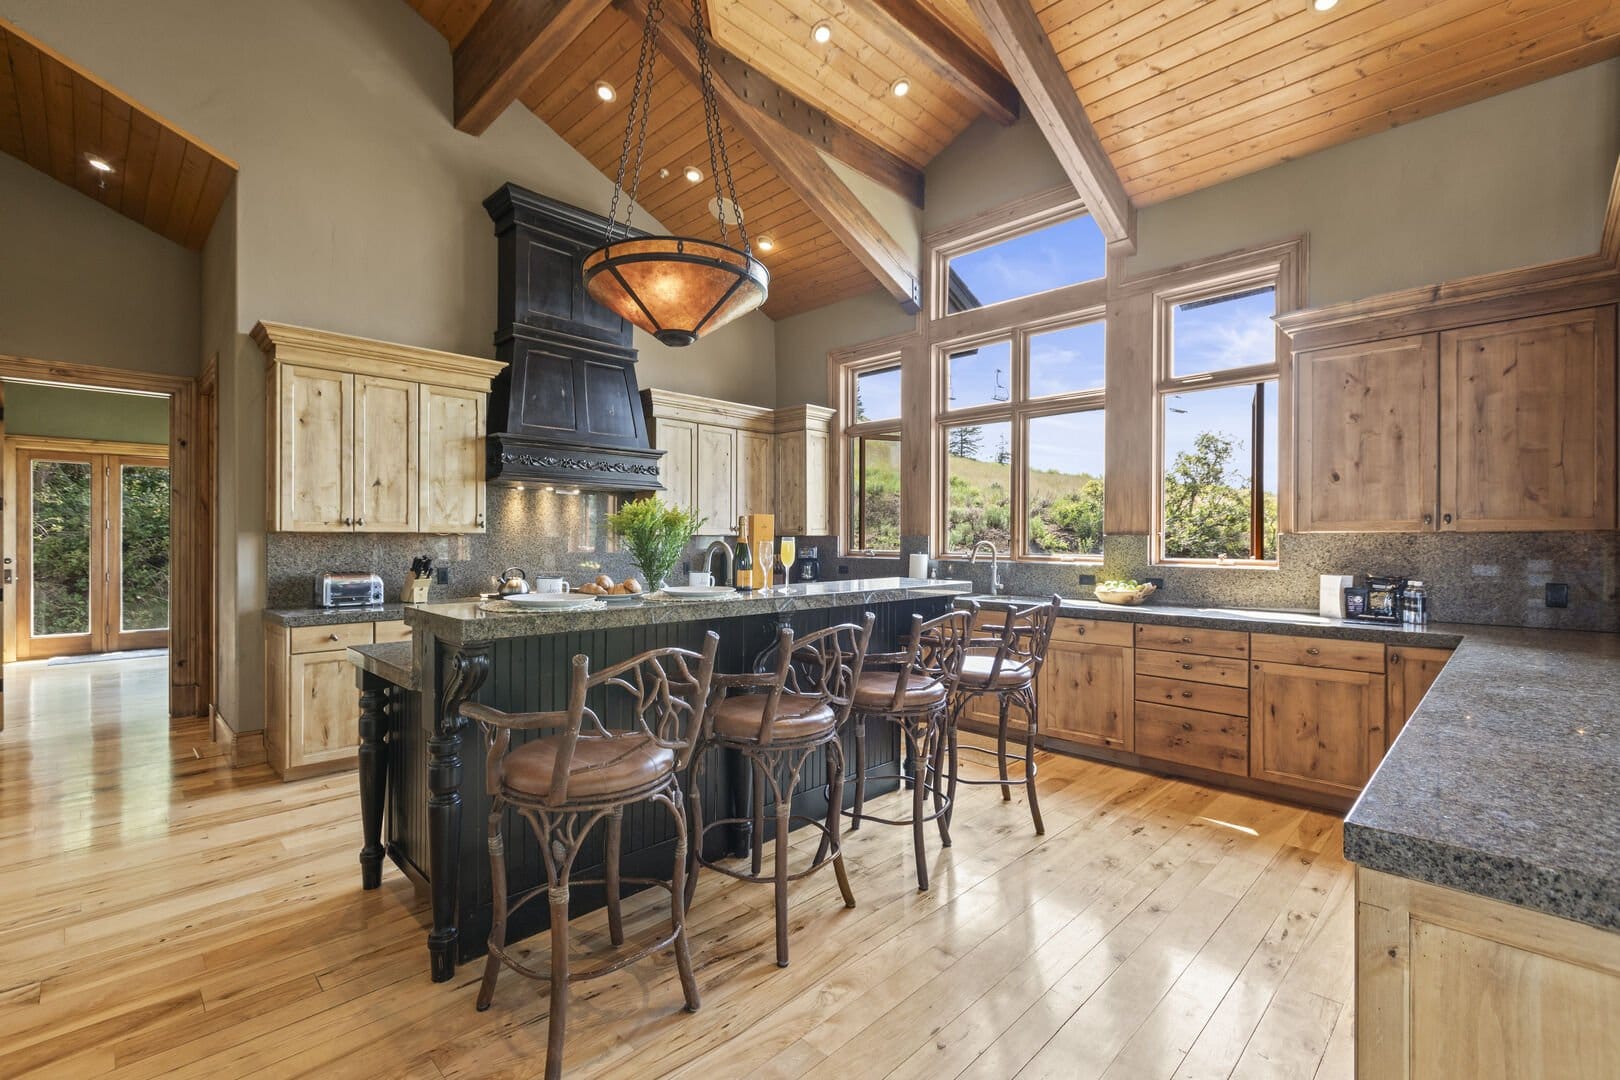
(1158, 283), (1281, 562)
(842, 356), (903, 553)
(944, 213), (1107, 314)
(938, 315), (1106, 558)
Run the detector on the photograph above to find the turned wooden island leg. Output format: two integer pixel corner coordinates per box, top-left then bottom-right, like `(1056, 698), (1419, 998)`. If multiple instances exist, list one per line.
(427, 648), (489, 983)
(356, 674), (392, 890)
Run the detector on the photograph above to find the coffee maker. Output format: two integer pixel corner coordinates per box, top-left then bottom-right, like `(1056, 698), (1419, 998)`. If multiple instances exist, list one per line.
(789, 546), (822, 584)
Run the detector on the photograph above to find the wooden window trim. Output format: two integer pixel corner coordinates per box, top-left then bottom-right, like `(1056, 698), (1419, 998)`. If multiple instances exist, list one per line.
(836, 351), (904, 555)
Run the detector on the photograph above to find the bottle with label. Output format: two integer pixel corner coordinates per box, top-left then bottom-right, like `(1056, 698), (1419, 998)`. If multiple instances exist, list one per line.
(1406, 580), (1428, 626)
(735, 517), (754, 592)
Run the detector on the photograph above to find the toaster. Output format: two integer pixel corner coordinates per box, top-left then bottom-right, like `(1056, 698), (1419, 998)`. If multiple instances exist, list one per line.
(315, 572), (385, 609)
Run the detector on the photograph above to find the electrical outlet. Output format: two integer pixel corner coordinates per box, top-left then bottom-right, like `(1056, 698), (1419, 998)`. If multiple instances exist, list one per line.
(1077, 573), (1097, 586)
(435, 565), (450, 585)
(1545, 582), (1569, 608)
(837, 564), (850, 576)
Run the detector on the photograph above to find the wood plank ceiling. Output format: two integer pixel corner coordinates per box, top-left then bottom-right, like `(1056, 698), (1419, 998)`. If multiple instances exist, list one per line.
(412, 0), (1620, 315)
(0, 19), (236, 250)
(1036, 0), (1620, 206)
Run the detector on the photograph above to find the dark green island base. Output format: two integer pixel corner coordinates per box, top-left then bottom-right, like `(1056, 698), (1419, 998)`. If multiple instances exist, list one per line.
(348, 578), (971, 983)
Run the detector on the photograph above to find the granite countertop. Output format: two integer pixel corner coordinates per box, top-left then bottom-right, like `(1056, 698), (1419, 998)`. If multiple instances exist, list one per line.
(346, 641), (418, 691)
(263, 604), (407, 628)
(401, 577), (975, 646)
(1342, 624), (1620, 932)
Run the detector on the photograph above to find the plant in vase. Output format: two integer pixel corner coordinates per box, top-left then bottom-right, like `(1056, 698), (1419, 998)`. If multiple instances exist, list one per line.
(606, 497), (706, 592)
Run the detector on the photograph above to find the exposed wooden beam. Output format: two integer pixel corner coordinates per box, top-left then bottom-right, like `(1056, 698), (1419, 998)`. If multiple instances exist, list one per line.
(840, 0), (1018, 126)
(453, 0), (610, 136)
(626, 0), (920, 310)
(965, 0), (1134, 252)
(706, 46), (924, 207)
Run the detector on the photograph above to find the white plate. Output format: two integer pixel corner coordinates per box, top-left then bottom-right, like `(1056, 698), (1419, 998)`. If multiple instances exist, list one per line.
(596, 593), (646, 606)
(660, 585), (737, 599)
(504, 593), (598, 607)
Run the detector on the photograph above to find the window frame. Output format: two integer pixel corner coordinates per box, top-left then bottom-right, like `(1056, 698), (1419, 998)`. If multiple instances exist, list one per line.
(1153, 269), (1286, 566)
(935, 307), (1107, 561)
(927, 194), (1098, 321)
(839, 351), (905, 555)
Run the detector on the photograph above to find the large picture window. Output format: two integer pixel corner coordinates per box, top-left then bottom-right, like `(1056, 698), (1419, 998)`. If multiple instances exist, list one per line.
(1157, 283), (1281, 562)
(842, 355), (903, 554)
(943, 213), (1107, 314)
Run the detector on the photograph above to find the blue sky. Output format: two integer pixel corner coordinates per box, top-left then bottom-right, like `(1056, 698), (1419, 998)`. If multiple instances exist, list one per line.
(948, 215), (1108, 310)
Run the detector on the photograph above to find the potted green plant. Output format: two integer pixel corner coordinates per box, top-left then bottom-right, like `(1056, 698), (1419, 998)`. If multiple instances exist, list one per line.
(607, 497), (707, 591)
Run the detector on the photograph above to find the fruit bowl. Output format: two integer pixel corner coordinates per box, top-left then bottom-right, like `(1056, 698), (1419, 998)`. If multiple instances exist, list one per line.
(1094, 582), (1156, 605)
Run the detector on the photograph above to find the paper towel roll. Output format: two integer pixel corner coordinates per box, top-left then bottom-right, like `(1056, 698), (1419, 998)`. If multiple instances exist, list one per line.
(908, 553), (929, 579)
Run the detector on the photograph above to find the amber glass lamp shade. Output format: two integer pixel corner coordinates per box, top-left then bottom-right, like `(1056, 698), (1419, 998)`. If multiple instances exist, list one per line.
(583, 236), (769, 346)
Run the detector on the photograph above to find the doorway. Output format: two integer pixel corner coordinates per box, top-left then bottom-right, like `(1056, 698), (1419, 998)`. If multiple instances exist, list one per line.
(13, 439), (171, 659)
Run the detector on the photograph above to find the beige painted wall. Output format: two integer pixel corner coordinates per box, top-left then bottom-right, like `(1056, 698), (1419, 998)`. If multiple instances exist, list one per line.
(775, 58), (1620, 405)
(0, 152), (200, 376)
(2, 382), (169, 443)
(0, 0), (777, 733)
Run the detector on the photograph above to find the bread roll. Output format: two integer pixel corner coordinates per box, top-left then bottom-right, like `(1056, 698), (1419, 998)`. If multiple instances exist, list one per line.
(621, 578), (642, 594)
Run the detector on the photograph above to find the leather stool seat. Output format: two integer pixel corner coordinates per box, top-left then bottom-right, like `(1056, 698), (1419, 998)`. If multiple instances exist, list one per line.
(500, 734), (675, 801)
(711, 692), (836, 741)
(852, 671), (947, 710)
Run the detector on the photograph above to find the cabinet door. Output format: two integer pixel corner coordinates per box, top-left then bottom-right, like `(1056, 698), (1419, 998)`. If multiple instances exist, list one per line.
(1296, 334), (1439, 531)
(801, 429), (829, 534)
(1384, 646), (1452, 755)
(1441, 307), (1617, 531)
(278, 366), (353, 531)
(736, 430), (775, 519)
(1250, 661), (1386, 798)
(774, 429), (829, 534)
(1042, 640), (1133, 751)
(653, 417), (699, 515)
(354, 376), (418, 532)
(287, 650), (361, 770)
(419, 385), (486, 533)
(695, 423), (737, 527)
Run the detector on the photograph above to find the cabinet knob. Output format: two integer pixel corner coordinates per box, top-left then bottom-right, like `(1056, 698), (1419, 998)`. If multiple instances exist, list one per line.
(1422, 513), (1433, 525)
(1075, 625), (1085, 635)
(1180, 662), (1193, 670)
(1181, 690), (1192, 699)
(328, 633), (339, 641)
(1180, 635), (1191, 643)
(1390, 653), (1402, 664)
(1443, 513), (1453, 524)
(1306, 647), (1320, 656)
(342, 517), (352, 526)
(357, 518), (365, 527)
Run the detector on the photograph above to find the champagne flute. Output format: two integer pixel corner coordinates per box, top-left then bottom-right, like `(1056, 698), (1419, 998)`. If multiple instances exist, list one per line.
(778, 535), (796, 583)
(756, 540), (774, 594)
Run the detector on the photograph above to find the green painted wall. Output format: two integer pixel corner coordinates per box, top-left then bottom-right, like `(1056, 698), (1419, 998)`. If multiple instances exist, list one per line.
(4, 382), (168, 445)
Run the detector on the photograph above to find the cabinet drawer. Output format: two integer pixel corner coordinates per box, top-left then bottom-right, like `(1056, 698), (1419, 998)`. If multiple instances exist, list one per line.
(1134, 701), (1249, 777)
(1134, 623), (1249, 658)
(1250, 633), (1383, 673)
(373, 620), (412, 644)
(1052, 618), (1133, 648)
(1135, 649), (1249, 688)
(1134, 674), (1249, 717)
(289, 622), (374, 654)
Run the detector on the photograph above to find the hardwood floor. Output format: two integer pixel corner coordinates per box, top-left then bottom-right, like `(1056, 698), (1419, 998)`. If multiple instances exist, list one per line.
(0, 656), (1354, 1078)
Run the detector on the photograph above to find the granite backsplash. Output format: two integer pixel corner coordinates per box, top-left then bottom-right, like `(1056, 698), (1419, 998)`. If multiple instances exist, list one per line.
(825, 532), (1619, 633)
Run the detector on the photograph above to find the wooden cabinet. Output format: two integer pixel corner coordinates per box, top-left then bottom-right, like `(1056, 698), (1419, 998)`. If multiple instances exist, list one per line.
(266, 617), (410, 780)
(696, 424), (737, 527)
(1291, 306), (1617, 533)
(1358, 867), (1620, 1080)
(1440, 307), (1616, 531)
(255, 322), (504, 535)
(1296, 334), (1438, 531)
(774, 405), (834, 535)
(736, 429), (775, 519)
(419, 386), (486, 533)
(651, 415), (699, 512)
(1042, 638), (1133, 751)
(355, 375), (418, 532)
(1385, 645), (1452, 752)
(1250, 659), (1385, 798)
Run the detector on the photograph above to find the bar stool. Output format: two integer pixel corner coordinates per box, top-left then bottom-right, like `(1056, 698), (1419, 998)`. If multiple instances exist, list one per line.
(946, 595), (1060, 836)
(845, 608), (971, 891)
(685, 615), (874, 967)
(464, 633), (718, 1080)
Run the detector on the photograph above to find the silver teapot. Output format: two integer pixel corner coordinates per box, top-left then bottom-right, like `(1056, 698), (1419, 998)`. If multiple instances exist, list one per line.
(497, 567), (531, 596)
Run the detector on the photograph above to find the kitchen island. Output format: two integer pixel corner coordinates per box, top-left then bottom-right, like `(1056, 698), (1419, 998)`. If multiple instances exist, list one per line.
(351, 577), (970, 982)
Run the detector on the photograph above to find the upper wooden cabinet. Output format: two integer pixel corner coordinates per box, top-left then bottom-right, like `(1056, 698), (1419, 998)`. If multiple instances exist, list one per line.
(255, 322), (505, 534)
(642, 390), (828, 533)
(1440, 307), (1616, 532)
(1292, 306), (1617, 532)
(1296, 334), (1438, 532)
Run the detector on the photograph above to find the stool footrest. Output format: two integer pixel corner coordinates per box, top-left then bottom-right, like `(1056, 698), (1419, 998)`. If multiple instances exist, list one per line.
(693, 814), (845, 885)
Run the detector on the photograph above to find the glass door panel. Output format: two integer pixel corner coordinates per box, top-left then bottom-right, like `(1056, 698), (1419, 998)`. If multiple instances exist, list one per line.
(29, 458), (95, 641)
(112, 460), (170, 649)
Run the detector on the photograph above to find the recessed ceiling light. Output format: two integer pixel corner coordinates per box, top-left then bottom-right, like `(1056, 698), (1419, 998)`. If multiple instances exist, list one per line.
(86, 154), (113, 173)
(683, 164), (703, 183)
(811, 21), (832, 44)
(594, 80), (617, 103)
(756, 236), (775, 252)
(1312, 0), (1338, 9)
(890, 78), (910, 98)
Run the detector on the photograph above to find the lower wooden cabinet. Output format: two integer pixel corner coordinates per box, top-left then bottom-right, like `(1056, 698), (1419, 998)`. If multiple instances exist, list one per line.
(1042, 638), (1134, 751)
(1385, 646), (1452, 752)
(266, 618), (409, 780)
(1250, 660), (1385, 798)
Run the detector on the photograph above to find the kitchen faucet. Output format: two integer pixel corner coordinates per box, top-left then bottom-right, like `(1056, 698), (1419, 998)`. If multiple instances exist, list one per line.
(969, 540), (1003, 595)
(703, 539), (734, 586)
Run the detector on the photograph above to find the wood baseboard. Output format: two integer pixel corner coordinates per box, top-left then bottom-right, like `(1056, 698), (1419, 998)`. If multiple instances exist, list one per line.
(211, 707), (267, 767)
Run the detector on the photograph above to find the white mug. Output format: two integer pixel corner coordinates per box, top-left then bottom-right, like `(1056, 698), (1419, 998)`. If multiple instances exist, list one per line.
(532, 577), (567, 594)
(688, 571), (714, 588)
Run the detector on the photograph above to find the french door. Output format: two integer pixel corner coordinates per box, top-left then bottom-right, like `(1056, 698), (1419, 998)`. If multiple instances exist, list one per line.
(17, 447), (170, 659)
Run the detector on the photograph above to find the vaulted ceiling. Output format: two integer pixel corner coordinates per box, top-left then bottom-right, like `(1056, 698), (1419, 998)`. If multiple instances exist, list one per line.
(411, 0), (1620, 319)
(0, 19), (236, 251)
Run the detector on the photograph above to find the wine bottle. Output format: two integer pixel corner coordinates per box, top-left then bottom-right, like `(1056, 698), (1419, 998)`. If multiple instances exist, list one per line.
(735, 530), (754, 591)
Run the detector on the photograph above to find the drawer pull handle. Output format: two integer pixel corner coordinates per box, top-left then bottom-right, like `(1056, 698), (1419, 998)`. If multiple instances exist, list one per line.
(1306, 647), (1320, 656)
(1181, 722), (1192, 731)
(1075, 626), (1085, 635)
(1180, 636), (1192, 643)
(1180, 662), (1193, 670)
(328, 633), (339, 641)
(1181, 690), (1192, 698)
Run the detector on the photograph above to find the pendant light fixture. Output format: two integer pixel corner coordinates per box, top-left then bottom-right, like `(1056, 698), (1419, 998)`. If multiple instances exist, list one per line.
(582, 0), (768, 347)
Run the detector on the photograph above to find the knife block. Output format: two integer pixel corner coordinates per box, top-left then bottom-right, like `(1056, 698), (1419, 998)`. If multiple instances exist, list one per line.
(403, 576), (432, 604)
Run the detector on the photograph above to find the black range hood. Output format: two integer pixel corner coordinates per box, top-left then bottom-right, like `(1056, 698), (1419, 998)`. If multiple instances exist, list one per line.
(483, 184), (664, 493)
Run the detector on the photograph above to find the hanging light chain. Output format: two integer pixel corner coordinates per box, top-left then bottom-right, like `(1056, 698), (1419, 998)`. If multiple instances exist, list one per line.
(690, 0), (749, 253)
(607, 0), (663, 241)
